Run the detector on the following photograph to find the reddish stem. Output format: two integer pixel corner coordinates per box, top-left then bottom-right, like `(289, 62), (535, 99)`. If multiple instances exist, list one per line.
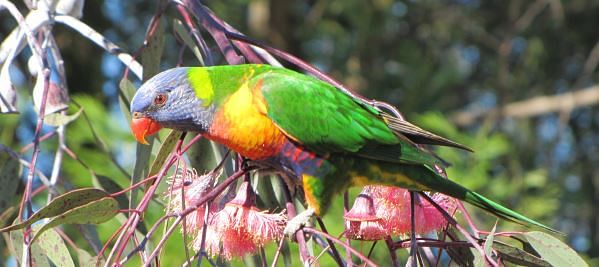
(108, 151), (179, 264)
(271, 236), (286, 267)
(316, 217), (344, 266)
(418, 193), (497, 266)
(20, 130), (56, 153)
(303, 227), (378, 267)
(278, 176), (310, 263)
(385, 236), (400, 267)
(110, 175), (158, 197)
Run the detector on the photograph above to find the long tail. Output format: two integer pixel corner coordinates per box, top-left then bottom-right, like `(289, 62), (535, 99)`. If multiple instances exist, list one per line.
(416, 166), (557, 233)
(460, 190), (557, 233)
(360, 161), (558, 233)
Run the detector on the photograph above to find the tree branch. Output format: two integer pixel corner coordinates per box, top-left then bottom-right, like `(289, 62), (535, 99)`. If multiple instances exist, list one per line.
(451, 84), (599, 126)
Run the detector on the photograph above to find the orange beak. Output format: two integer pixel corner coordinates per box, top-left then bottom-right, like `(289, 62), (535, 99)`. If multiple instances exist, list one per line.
(131, 117), (162, 145)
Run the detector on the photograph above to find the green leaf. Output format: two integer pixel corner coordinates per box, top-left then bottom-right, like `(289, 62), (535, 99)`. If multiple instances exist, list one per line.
(472, 247), (485, 267)
(0, 206), (16, 228)
(31, 196), (119, 243)
(149, 130), (183, 177)
(141, 13), (165, 81)
(255, 174), (285, 209)
(524, 231), (588, 267)
(77, 247), (105, 267)
(130, 15), (165, 206)
(92, 174), (128, 209)
(36, 228), (75, 267)
(187, 138), (227, 174)
(44, 108), (83, 126)
(484, 222), (496, 258)
(493, 240), (550, 267)
(0, 188), (110, 232)
(0, 146), (21, 211)
(243, 253), (262, 267)
(9, 225), (50, 266)
(173, 19), (205, 65)
(118, 77), (136, 123)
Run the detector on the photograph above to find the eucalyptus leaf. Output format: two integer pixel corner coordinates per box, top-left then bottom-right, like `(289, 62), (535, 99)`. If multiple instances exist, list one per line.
(36, 228), (75, 267)
(149, 130), (183, 177)
(173, 19), (205, 65)
(187, 137), (221, 174)
(525, 231), (588, 267)
(483, 222), (496, 258)
(118, 77), (136, 123)
(130, 14), (166, 207)
(93, 174), (128, 209)
(9, 225), (49, 266)
(472, 247), (485, 267)
(44, 108), (83, 126)
(493, 240), (550, 267)
(0, 147), (20, 211)
(31, 196), (119, 243)
(0, 188), (110, 233)
(0, 68), (18, 113)
(77, 247), (105, 267)
(0, 206), (16, 228)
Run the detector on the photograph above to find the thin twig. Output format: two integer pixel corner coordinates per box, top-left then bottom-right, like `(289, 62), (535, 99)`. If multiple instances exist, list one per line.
(196, 200), (212, 266)
(271, 235), (286, 267)
(175, 4), (213, 66)
(141, 216), (184, 266)
(409, 191), (418, 267)
(344, 191), (353, 265)
(108, 135), (188, 264)
(19, 130), (56, 152)
(418, 193), (497, 266)
(48, 118), (65, 200)
(316, 217), (345, 266)
(385, 237), (399, 267)
(279, 176), (310, 263)
(303, 227), (378, 267)
(120, 213), (177, 263)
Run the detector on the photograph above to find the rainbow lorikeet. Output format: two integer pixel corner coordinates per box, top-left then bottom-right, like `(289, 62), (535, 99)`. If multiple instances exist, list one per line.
(130, 64), (554, 232)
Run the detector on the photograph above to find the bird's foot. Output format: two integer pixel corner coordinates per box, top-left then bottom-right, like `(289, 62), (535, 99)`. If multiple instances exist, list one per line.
(284, 208), (315, 239)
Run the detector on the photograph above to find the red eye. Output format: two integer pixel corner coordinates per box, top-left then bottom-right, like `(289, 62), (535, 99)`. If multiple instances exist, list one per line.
(154, 93), (167, 106)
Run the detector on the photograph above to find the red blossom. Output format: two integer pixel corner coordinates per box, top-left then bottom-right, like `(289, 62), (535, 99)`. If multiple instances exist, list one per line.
(345, 185), (457, 240)
(211, 182), (286, 245)
(194, 222), (259, 260)
(344, 191), (387, 240)
(170, 178), (286, 259)
(166, 168), (219, 233)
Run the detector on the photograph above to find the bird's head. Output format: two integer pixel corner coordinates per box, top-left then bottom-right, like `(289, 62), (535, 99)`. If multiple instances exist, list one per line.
(130, 67), (215, 144)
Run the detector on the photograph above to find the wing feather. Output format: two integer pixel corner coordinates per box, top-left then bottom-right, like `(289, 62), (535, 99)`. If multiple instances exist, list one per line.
(251, 68), (445, 166)
(381, 113), (472, 151)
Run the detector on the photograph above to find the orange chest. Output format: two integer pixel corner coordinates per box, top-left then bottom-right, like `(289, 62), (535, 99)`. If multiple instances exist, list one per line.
(205, 80), (286, 160)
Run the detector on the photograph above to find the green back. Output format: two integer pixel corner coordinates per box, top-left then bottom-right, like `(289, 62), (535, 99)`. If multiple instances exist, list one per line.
(248, 66), (441, 166)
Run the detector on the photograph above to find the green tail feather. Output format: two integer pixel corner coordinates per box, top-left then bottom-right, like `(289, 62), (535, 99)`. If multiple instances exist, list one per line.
(360, 161), (559, 233)
(419, 169), (559, 233)
(462, 191), (558, 233)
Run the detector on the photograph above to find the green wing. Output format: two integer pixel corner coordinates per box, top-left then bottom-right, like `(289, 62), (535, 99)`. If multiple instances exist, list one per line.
(252, 67), (443, 166)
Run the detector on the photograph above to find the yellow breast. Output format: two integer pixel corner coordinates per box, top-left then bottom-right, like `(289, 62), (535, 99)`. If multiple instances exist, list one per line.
(206, 78), (286, 160)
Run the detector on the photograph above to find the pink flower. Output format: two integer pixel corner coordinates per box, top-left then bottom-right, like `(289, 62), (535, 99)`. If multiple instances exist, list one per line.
(198, 222), (258, 260)
(166, 168), (219, 234)
(202, 181), (286, 260)
(345, 185), (457, 240)
(344, 190), (387, 241)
